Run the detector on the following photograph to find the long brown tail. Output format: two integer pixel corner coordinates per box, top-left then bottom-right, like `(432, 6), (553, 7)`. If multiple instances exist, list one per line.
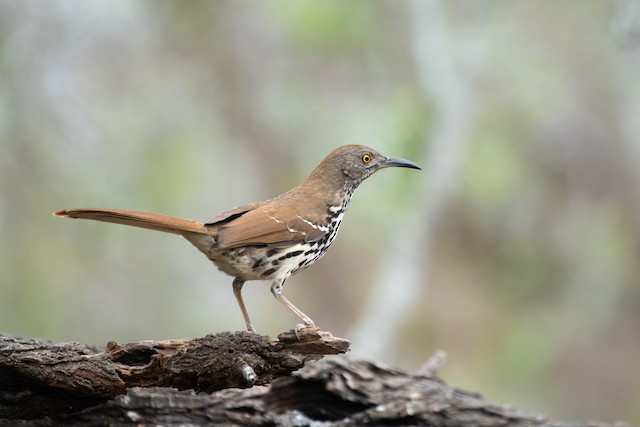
(53, 208), (207, 236)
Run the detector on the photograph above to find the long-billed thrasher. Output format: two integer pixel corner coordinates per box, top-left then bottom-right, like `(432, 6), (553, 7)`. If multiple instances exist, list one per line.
(54, 144), (421, 332)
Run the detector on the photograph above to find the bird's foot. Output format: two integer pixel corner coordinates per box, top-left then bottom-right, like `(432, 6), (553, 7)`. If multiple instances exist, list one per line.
(276, 325), (348, 355)
(294, 322), (315, 340)
(288, 323), (336, 341)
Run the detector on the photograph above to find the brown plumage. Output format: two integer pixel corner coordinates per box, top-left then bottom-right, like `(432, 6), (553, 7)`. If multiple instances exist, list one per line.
(54, 144), (421, 332)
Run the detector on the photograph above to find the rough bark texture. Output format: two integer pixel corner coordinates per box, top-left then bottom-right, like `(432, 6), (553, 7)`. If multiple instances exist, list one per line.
(0, 333), (628, 426)
(0, 328), (347, 420)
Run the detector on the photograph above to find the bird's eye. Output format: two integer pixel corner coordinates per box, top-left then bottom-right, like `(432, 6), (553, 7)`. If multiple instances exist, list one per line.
(361, 154), (372, 164)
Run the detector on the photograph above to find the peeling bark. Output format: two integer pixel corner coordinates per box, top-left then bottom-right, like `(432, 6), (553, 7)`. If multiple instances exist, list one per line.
(0, 328), (348, 419)
(0, 333), (628, 426)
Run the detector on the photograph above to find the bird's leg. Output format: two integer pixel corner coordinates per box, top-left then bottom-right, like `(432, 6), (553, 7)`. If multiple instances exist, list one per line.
(232, 278), (257, 333)
(270, 278), (316, 329)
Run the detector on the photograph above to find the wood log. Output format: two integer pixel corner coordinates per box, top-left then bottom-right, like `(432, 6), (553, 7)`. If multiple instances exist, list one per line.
(0, 332), (628, 426)
(0, 328), (348, 419)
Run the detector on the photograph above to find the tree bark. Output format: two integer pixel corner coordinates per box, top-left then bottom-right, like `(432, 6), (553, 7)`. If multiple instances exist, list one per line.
(0, 328), (347, 420)
(0, 332), (626, 426)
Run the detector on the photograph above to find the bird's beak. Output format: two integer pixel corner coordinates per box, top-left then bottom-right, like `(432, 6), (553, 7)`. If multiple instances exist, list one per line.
(379, 157), (422, 170)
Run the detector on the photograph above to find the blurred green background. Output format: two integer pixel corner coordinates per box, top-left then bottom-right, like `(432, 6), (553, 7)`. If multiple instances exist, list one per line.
(1, 0), (639, 423)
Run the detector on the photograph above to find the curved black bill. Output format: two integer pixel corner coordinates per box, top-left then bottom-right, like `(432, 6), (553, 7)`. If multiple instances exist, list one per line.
(380, 157), (422, 170)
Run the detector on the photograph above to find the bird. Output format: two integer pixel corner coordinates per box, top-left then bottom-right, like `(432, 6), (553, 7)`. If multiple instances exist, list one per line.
(54, 144), (421, 333)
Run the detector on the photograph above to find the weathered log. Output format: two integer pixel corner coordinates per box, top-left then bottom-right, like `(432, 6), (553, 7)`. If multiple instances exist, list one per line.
(0, 333), (628, 426)
(0, 328), (348, 419)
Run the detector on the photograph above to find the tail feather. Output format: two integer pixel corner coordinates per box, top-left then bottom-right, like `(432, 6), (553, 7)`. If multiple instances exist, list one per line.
(53, 208), (207, 236)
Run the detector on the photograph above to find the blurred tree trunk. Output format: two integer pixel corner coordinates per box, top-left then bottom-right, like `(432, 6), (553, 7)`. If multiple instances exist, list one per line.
(350, 0), (479, 356)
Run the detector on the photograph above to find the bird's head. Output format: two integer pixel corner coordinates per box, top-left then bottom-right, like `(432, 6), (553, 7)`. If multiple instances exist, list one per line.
(340, 145), (421, 184)
(304, 144), (422, 197)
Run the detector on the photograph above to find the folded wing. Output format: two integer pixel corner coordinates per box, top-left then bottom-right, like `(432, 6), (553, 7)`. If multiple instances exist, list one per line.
(212, 204), (327, 248)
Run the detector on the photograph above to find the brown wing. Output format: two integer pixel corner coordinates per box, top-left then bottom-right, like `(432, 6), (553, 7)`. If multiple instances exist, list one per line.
(213, 205), (327, 249)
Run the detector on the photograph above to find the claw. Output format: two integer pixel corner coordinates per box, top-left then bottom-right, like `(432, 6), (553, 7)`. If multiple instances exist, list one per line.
(294, 322), (317, 340)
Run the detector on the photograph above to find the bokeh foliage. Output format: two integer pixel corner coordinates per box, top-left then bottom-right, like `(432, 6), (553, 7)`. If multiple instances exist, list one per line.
(1, 0), (639, 423)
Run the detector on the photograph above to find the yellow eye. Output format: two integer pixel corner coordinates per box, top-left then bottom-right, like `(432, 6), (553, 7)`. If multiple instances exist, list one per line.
(361, 154), (372, 164)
